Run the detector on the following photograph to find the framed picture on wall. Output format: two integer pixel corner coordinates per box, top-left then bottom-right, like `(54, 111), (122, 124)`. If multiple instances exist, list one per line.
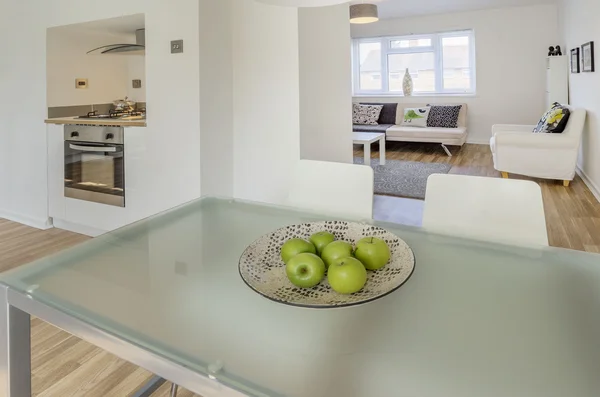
(571, 48), (580, 73)
(582, 41), (595, 72)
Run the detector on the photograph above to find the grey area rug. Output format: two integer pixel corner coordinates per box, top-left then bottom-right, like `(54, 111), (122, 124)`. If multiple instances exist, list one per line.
(353, 157), (452, 200)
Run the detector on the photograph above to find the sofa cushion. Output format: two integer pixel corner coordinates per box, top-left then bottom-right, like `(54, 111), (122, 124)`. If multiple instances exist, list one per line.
(386, 126), (467, 140)
(427, 105), (463, 128)
(401, 107), (431, 128)
(353, 103), (383, 125)
(360, 102), (398, 125)
(395, 103), (468, 127)
(353, 124), (393, 133)
(533, 102), (571, 133)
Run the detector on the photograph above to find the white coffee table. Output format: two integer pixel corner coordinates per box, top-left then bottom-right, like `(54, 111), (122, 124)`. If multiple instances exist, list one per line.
(353, 132), (386, 166)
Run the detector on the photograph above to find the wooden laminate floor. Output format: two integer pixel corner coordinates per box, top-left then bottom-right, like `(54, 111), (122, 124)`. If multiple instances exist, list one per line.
(1, 142), (600, 396)
(356, 141), (600, 253)
(0, 220), (200, 397)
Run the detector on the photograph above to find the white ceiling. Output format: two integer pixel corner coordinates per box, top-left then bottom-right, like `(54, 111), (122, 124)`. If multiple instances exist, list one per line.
(350, 0), (557, 19)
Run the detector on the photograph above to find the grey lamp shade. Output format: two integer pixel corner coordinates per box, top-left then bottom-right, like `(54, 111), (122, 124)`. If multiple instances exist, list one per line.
(256, 0), (350, 6)
(350, 4), (379, 24)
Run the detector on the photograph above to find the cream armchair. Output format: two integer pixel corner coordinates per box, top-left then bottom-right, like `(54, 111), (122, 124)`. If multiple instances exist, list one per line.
(489, 108), (586, 186)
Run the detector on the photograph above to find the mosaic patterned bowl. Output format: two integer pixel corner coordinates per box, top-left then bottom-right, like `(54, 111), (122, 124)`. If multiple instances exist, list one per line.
(239, 221), (415, 308)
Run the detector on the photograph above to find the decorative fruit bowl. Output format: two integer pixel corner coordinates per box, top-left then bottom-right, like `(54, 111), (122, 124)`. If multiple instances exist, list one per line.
(239, 221), (415, 308)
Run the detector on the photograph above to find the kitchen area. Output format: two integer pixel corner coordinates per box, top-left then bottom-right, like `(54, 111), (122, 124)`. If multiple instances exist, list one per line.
(45, 14), (152, 236)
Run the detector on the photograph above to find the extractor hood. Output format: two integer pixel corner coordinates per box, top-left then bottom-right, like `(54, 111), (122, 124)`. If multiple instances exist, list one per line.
(87, 29), (145, 55)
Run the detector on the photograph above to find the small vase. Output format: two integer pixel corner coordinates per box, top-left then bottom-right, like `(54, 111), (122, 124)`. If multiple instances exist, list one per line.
(402, 68), (413, 97)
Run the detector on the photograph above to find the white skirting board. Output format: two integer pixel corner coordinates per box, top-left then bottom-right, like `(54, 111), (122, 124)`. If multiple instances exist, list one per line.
(52, 219), (107, 237)
(576, 166), (600, 204)
(0, 209), (53, 230)
(466, 138), (493, 145)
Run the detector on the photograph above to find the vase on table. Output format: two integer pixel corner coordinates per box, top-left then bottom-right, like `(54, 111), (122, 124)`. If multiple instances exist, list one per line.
(402, 68), (413, 97)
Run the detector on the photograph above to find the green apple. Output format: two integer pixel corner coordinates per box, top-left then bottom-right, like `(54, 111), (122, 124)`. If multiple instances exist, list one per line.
(281, 238), (316, 263)
(327, 257), (367, 294)
(286, 253), (326, 288)
(309, 231), (335, 255)
(354, 237), (390, 270)
(321, 241), (353, 269)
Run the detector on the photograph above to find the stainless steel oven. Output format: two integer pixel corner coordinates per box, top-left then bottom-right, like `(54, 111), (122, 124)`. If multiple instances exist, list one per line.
(64, 125), (125, 207)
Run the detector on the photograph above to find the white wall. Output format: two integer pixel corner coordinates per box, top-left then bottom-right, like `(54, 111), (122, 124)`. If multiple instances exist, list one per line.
(560, 0), (600, 198)
(47, 29), (130, 107)
(232, 0), (300, 205)
(0, 0), (201, 227)
(127, 54), (147, 103)
(299, 5), (353, 163)
(199, 0), (234, 197)
(352, 4), (559, 144)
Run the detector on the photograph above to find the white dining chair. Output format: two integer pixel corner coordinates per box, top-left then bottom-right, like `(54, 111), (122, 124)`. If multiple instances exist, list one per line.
(288, 160), (374, 219)
(423, 174), (549, 246)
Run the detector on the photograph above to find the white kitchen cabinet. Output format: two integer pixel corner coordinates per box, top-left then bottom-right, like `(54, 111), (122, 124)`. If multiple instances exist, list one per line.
(546, 56), (569, 108)
(48, 125), (151, 236)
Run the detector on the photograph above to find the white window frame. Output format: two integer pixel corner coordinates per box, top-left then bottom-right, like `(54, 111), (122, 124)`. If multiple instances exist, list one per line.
(352, 30), (476, 96)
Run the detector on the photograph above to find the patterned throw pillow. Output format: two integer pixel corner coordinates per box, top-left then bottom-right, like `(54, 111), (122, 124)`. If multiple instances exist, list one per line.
(401, 107), (431, 128)
(353, 104), (383, 125)
(427, 105), (463, 128)
(533, 102), (571, 133)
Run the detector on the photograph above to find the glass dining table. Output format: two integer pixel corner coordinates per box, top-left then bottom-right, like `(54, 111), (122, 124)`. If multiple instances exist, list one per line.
(1, 197), (600, 397)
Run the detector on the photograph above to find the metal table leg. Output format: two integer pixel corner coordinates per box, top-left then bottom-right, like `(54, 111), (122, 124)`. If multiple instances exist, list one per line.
(131, 376), (167, 397)
(0, 284), (31, 397)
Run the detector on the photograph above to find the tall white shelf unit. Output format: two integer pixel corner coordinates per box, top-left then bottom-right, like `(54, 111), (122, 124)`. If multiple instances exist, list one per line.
(546, 56), (569, 107)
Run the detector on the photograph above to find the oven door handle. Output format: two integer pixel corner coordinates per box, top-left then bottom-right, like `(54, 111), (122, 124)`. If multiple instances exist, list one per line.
(69, 144), (117, 153)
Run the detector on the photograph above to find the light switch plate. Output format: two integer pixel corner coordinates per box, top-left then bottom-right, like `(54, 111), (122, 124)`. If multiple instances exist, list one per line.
(171, 39), (183, 54)
(75, 78), (88, 89)
(132, 79), (142, 89)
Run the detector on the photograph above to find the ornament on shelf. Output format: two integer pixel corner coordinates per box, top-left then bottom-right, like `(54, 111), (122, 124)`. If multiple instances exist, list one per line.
(555, 45), (563, 56)
(402, 68), (413, 97)
(548, 45), (563, 56)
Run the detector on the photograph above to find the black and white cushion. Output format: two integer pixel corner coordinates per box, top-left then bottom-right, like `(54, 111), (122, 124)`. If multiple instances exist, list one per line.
(353, 104), (384, 125)
(427, 105), (463, 128)
(533, 102), (571, 133)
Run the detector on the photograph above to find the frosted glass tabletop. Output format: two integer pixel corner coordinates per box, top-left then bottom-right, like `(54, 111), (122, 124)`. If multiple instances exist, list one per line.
(2, 197), (600, 397)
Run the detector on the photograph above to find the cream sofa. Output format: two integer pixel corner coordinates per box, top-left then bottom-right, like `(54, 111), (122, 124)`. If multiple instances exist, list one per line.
(387, 103), (468, 156)
(353, 102), (468, 156)
(490, 107), (587, 185)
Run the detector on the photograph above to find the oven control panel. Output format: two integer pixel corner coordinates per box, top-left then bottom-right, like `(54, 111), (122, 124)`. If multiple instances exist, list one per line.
(64, 125), (124, 145)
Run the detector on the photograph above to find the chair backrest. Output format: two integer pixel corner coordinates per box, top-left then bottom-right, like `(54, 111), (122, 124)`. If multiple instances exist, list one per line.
(562, 107), (587, 140)
(423, 174), (549, 247)
(288, 160), (374, 219)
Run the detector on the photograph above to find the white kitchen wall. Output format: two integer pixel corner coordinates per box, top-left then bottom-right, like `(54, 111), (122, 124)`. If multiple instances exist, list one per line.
(127, 54), (147, 103)
(352, 4), (559, 144)
(0, 0), (201, 228)
(299, 4), (353, 163)
(232, 0), (300, 205)
(47, 28), (130, 107)
(199, 0), (234, 197)
(560, 0), (600, 200)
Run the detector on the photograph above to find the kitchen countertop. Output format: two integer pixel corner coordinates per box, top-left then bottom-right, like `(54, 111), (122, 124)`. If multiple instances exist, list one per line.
(45, 116), (146, 127)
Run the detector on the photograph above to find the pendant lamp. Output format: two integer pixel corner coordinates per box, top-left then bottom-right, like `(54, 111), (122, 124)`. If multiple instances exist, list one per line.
(350, 4), (379, 24)
(255, 0), (350, 7)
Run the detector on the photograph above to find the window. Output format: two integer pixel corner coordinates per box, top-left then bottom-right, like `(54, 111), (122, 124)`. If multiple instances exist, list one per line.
(352, 30), (476, 96)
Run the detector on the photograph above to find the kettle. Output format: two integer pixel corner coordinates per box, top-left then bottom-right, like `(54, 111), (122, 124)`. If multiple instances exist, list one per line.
(113, 97), (136, 112)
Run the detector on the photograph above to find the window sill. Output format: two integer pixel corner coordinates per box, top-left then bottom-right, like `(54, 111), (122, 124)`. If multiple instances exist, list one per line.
(354, 92), (477, 98)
